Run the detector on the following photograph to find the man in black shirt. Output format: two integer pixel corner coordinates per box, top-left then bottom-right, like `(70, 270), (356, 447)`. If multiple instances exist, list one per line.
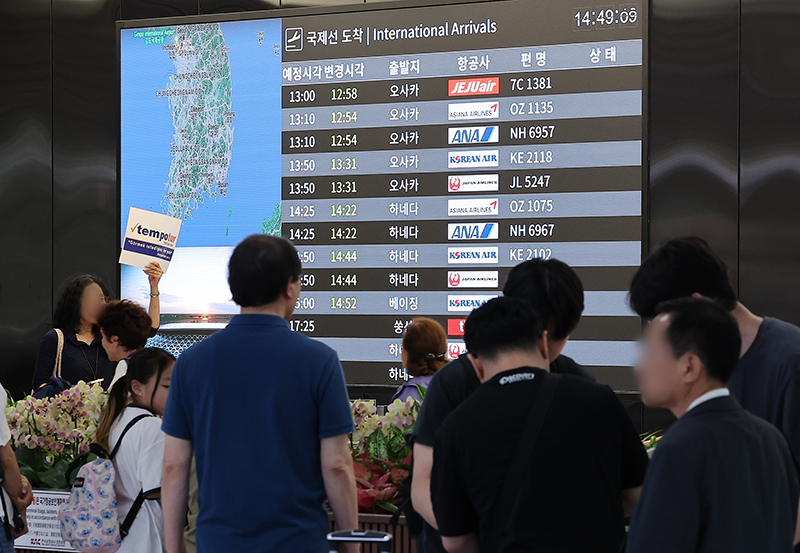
(627, 298), (800, 552)
(431, 297), (648, 553)
(629, 238), (800, 472)
(410, 260), (597, 553)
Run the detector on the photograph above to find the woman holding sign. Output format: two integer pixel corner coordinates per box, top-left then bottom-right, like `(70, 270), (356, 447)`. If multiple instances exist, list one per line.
(32, 262), (164, 394)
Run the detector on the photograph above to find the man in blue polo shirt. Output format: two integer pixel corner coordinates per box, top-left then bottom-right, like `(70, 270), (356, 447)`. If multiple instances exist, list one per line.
(161, 235), (358, 553)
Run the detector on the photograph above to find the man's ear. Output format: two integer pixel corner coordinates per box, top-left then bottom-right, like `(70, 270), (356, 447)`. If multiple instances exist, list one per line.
(681, 352), (704, 384)
(467, 353), (485, 382)
(285, 278), (300, 300)
(538, 330), (550, 363)
(109, 335), (120, 346)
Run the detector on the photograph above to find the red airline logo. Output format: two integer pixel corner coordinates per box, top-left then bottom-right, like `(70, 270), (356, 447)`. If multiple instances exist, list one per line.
(448, 77), (500, 97)
(448, 272), (462, 287)
(449, 176), (462, 191)
(448, 319), (466, 336)
(448, 343), (463, 358)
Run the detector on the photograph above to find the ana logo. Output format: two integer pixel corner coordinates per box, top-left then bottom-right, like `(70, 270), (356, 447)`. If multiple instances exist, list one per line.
(448, 77), (500, 97)
(448, 198), (500, 217)
(447, 174), (500, 193)
(447, 319), (466, 336)
(447, 222), (498, 240)
(447, 247), (500, 264)
(448, 149), (499, 169)
(447, 271), (500, 289)
(448, 343), (464, 359)
(448, 101), (500, 121)
(285, 27), (304, 51)
(448, 294), (498, 312)
(448, 126), (499, 145)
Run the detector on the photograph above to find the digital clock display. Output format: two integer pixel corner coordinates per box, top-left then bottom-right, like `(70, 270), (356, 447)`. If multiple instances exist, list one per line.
(574, 5), (639, 28)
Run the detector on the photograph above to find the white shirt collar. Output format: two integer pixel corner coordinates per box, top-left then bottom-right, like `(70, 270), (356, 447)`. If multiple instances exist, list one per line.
(686, 388), (730, 413)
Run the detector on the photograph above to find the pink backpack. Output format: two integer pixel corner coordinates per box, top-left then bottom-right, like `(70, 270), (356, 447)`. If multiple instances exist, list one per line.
(58, 414), (151, 552)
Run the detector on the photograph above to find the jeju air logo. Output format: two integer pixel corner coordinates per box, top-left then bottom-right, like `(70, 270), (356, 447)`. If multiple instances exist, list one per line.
(449, 272), (462, 287)
(448, 77), (500, 97)
(449, 176), (462, 191)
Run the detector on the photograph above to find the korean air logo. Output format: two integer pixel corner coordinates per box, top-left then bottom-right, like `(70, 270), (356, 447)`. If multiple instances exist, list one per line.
(448, 126), (499, 145)
(448, 149), (499, 169)
(448, 294), (497, 312)
(447, 223), (498, 241)
(447, 246), (499, 264)
(285, 27), (304, 51)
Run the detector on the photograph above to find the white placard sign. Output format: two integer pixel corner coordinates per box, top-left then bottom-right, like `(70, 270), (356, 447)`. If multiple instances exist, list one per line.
(14, 490), (77, 551)
(119, 207), (182, 271)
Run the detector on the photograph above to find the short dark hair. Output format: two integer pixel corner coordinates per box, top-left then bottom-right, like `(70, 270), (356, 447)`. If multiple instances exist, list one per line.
(464, 297), (544, 361)
(97, 300), (152, 351)
(655, 297), (741, 384)
(502, 259), (584, 341)
(630, 237), (737, 319)
(228, 235), (301, 307)
(53, 275), (110, 332)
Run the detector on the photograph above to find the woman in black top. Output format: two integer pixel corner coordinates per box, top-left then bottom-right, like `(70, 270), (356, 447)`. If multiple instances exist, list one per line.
(32, 262), (163, 391)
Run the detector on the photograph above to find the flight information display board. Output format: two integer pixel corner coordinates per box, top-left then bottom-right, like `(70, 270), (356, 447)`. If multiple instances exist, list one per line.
(120, 0), (645, 389)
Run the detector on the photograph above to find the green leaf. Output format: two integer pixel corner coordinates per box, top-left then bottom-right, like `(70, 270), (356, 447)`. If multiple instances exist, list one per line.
(375, 500), (399, 513)
(414, 383), (427, 402)
(15, 447), (47, 473)
(366, 429), (389, 461)
(66, 452), (97, 487)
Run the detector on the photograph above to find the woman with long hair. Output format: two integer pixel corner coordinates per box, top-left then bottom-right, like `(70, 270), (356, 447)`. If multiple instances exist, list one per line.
(95, 347), (175, 553)
(32, 264), (163, 392)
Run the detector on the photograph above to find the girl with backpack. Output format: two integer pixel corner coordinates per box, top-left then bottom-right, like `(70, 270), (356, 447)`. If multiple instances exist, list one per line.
(94, 347), (175, 553)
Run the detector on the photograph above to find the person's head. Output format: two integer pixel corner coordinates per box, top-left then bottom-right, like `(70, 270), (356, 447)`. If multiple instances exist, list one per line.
(95, 348), (175, 451)
(502, 258), (583, 361)
(97, 300), (152, 362)
(629, 237), (737, 319)
(401, 318), (448, 377)
(464, 296), (547, 382)
(53, 275), (110, 332)
(228, 235), (302, 318)
(634, 297), (741, 416)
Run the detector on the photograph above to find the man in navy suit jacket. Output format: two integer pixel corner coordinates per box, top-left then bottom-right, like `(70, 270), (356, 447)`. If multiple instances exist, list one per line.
(627, 297), (800, 553)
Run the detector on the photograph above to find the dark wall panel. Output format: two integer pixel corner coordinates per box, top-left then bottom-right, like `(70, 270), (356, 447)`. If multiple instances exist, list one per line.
(52, 0), (123, 306)
(648, 0), (740, 284)
(0, 1), (53, 400)
(739, 0), (800, 324)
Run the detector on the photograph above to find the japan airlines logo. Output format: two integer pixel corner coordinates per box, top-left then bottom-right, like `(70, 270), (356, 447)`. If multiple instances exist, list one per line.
(284, 28), (304, 51)
(448, 342), (465, 359)
(448, 77), (500, 97)
(448, 101), (500, 121)
(447, 223), (499, 240)
(448, 174), (500, 193)
(448, 126), (499, 145)
(447, 271), (499, 288)
(447, 319), (466, 336)
(447, 246), (499, 264)
(448, 294), (498, 312)
(448, 149), (499, 169)
(448, 198), (499, 216)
